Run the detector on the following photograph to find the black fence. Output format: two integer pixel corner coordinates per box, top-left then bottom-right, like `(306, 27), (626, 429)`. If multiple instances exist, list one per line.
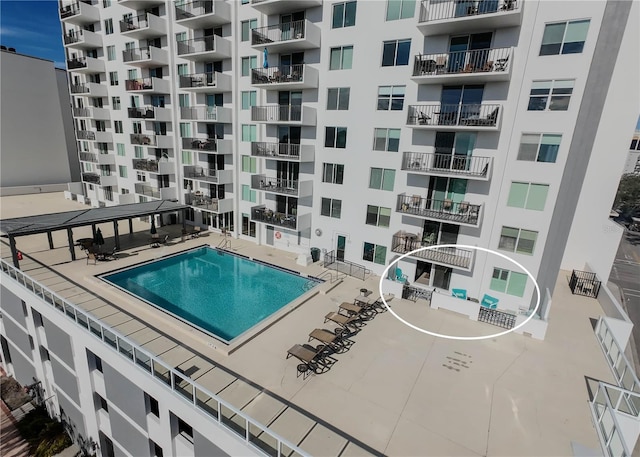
(402, 286), (433, 302)
(478, 307), (516, 329)
(569, 270), (601, 298)
(323, 250), (366, 281)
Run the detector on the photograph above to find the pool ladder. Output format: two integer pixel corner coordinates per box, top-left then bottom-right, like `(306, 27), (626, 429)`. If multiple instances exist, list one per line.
(217, 231), (231, 250)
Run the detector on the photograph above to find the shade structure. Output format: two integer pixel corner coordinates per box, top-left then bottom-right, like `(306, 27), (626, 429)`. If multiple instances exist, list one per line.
(263, 47), (269, 68)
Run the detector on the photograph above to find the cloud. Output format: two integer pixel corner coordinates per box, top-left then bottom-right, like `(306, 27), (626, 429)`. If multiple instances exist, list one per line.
(0, 25), (52, 41)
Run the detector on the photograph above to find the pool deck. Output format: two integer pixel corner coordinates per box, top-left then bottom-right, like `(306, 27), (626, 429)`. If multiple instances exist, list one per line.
(0, 193), (616, 456)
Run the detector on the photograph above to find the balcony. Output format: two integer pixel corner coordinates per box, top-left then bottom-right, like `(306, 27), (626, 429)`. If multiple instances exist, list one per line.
(176, 35), (232, 61)
(402, 152), (492, 181)
(79, 151), (97, 163)
(181, 138), (233, 154)
(397, 194), (482, 227)
(77, 131), (112, 142)
(178, 71), (232, 93)
(132, 159), (175, 174)
(82, 172), (117, 187)
(130, 134), (173, 148)
(72, 106), (110, 120)
(180, 106), (232, 123)
(119, 13), (167, 39)
(117, 193), (136, 205)
(417, 0), (522, 36)
(63, 28), (102, 49)
(250, 105), (316, 126)
(391, 231), (474, 270)
(251, 142), (314, 162)
(251, 20), (321, 53)
(127, 106), (172, 121)
(79, 151), (114, 165)
(250, 175), (312, 198)
(250, 0), (322, 15)
(59, 1), (100, 25)
(412, 47), (512, 84)
(124, 77), (171, 94)
(134, 183), (160, 199)
(70, 82), (107, 97)
(66, 56), (105, 73)
(184, 165), (233, 184)
(407, 104), (501, 131)
(251, 205), (311, 232)
(251, 64), (318, 90)
(175, 0), (231, 28)
(122, 46), (169, 67)
(188, 193), (233, 213)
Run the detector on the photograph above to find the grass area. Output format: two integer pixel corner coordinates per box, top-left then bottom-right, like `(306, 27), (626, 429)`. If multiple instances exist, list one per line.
(0, 375), (31, 410)
(15, 405), (72, 457)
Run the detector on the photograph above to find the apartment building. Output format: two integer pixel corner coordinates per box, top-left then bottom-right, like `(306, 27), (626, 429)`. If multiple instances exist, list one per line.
(623, 129), (640, 175)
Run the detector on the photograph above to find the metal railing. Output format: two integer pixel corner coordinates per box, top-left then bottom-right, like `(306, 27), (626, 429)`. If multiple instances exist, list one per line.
(185, 165), (218, 180)
(413, 48), (511, 76)
(130, 134), (156, 146)
(407, 104), (500, 127)
(70, 83), (90, 94)
(588, 380), (637, 457)
(77, 130), (96, 140)
(82, 172), (100, 184)
(180, 106), (219, 121)
(397, 194), (481, 225)
(419, 0), (519, 23)
(122, 46), (157, 63)
(177, 36), (216, 55)
(254, 177), (299, 195)
(251, 20), (306, 46)
(390, 233), (473, 269)
(182, 137), (218, 151)
(134, 183), (160, 198)
(402, 285), (433, 302)
(251, 142), (300, 159)
(569, 270), (601, 298)
(0, 259), (310, 457)
(252, 65), (305, 85)
(79, 152), (98, 163)
(179, 72), (218, 89)
(63, 29), (86, 44)
(188, 193), (219, 212)
(132, 159), (159, 172)
(477, 307), (516, 329)
(128, 106), (156, 119)
(595, 318), (640, 393)
(67, 57), (88, 69)
(73, 107), (91, 117)
(251, 206), (297, 230)
(402, 152), (491, 177)
(119, 13), (155, 33)
(175, 0), (214, 20)
(323, 251), (367, 281)
(60, 2), (81, 18)
(125, 78), (155, 91)
(251, 105), (302, 123)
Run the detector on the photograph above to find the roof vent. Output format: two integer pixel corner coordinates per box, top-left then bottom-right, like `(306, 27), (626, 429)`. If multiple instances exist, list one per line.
(0, 45), (7, 51)
(8, 47), (16, 53)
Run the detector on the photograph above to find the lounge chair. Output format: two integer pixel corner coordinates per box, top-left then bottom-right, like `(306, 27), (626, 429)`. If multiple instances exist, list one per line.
(86, 251), (97, 265)
(338, 302), (364, 317)
(286, 344), (325, 375)
(324, 312), (361, 331)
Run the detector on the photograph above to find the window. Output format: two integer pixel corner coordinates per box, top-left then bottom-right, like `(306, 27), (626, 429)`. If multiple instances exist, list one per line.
(177, 418), (193, 442)
(332, 1), (357, 28)
(145, 393), (159, 417)
(242, 155), (256, 173)
(109, 71), (118, 86)
(382, 39), (411, 66)
(321, 198), (342, 218)
(114, 120), (123, 133)
(322, 163), (344, 184)
(325, 127), (347, 148)
(179, 123), (191, 138)
(386, 0), (416, 20)
(104, 18), (113, 34)
(528, 80), (574, 111)
(96, 394), (108, 412)
(241, 19), (257, 41)
(540, 20), (590, 55)
(369, 168), (395, 191)
(377, 85), (405, 110)
(177, 64), (188, 76)
(181, 150), (192, 165)
(490, 268), (528, 297)
(103, 0), (111, 7)
(329, 46), (353, 70)
(134, 146), (144, 158)
(366, 205), (391, 227)
(152, 441), (163, 457)
(507, 182), (549, 211)
(241, 91), (257, 110)
(373, 128), (400, 152)
(242, 124), (257, 142)
(118, 166), (127, 178)
(96, 120), (106, 132)
(107, 45), (116, 61)
(242, 185), (256, 203)
(327, 87), (350, 110)
(242, 214), (256, 237)
(112, 96), (120, 110)
(631, 139), (639, 150)
(178, 94), (189, 108)
(241, 56), (257, 76)
(498, 227), (538, 255)
(363, 242), (386, 265)
(517, 133), (562, 163)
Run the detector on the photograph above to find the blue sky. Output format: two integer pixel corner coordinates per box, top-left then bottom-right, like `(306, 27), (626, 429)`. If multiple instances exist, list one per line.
(0, 1), (66, 67)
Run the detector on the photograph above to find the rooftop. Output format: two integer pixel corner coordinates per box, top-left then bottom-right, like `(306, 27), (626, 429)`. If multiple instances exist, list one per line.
(0, 193), (615, 456)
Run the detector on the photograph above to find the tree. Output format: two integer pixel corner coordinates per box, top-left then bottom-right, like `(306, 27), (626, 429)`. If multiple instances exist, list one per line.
(614, 174), (640, 217)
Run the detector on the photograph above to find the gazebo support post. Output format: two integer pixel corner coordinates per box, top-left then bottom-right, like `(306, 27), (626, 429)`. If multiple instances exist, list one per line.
(129, 219), (134, 234)
(47, 231), (54, 250)
(113, 221), (120, 250)
(91, 224), (97, 238)
(67, 228), (76, 261)
(9, 235), (19, 268)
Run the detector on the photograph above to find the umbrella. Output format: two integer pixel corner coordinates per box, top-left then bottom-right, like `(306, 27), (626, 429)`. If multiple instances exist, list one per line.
(150, 218), (157, 235)
(263, 47), (269, 69)
(94, 228), (105, 247)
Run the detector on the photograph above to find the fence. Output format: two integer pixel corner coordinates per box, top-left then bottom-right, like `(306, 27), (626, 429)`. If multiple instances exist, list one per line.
(569, 270), (601, 298)
(323, 251), (367, 281)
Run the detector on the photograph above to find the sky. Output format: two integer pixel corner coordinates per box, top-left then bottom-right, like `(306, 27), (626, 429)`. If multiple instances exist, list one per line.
(0, 0), (66, 68)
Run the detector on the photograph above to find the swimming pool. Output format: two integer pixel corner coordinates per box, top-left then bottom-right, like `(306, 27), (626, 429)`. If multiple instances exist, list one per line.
(101, 247), (320, 342)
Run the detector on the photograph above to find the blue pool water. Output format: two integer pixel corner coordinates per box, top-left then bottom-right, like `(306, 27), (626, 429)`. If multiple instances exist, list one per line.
(101, 247), (319, 342)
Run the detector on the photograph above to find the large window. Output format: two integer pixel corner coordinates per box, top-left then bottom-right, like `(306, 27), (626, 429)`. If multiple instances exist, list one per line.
(107, 45), (116, 61)
(104, 18), (113, 35)
(241, 155), (256, 173)
(321, 198), (342, 218)
(114, 120), (123, 134)
(109, 71), (118, 86)
(507, 182), (549, 211)
(322, 163), (344, 184)
(241, 19), (257, 42)
(490, 268), (528, 297)
(377, 85), (405, 110)
(242, 124), (257, 142)
(540, 20), (590, 55)
(327, 87), (350, 110)
(366, 205), (391, 227)
(241, 91), (257, 110)
(517, 133), (562, 163)
(363, 242), (386, 265)
(112, 96), (121, 110)
(369, 168), (395, 191)
(332, 1), (357, 28)
(325, 127), (347, 148)
(118, 166), (127, 178)
(382, 39), (411, 67)
(528, 80), (574, 111)
(386, 0), (416, 20)
(241, 56), (257, 76)
(117, 143), (125, 156)
(242, 185), (256, 203)
(329, 46), (353, 70)
(373, 128), (400, 152)
(498, 227), (538, 255)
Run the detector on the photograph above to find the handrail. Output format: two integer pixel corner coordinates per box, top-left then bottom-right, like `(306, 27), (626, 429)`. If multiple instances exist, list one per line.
(412, 47), (511, 76)
(402, 151), (491, 177)
(251, 19), (306, 46)
(407, 103), (501, 127)
(0, 258), (311, 457)
(323, 251), (367, 281)
(595, 317), (640, 393)
(175, 0), (214, 20)
(251, 105), (302, 123)
(177, 36), (216, 55)
(589, 379), (637, 457)
(178, 72), (218, 89)
(418, 0), (519, 23)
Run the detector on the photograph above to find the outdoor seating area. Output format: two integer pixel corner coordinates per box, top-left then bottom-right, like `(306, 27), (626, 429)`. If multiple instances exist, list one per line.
(286, 292), (394, 378)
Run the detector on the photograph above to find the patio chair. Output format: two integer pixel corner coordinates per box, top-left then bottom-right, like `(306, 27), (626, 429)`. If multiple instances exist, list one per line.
(324, 312), (361, 331)
(435, 55), (447, 73)
(481, 294), (499, 309)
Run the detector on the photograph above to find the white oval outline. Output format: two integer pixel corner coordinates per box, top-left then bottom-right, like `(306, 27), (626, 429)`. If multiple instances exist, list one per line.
(378, 244), (541, 341)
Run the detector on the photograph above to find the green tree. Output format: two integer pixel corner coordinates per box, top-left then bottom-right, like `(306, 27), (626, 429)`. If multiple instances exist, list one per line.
(614, 174), (640, 216)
